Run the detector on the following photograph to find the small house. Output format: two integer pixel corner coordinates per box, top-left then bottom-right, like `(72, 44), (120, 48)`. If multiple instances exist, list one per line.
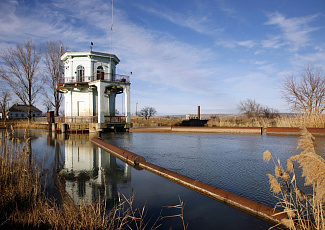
(7, 104), (42, 119)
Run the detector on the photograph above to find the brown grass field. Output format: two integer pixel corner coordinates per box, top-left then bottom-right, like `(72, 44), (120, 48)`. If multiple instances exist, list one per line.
(132, 114), (325, 128)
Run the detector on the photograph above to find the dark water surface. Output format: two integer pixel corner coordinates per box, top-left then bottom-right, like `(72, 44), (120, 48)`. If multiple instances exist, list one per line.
(6, 130), (325, 229)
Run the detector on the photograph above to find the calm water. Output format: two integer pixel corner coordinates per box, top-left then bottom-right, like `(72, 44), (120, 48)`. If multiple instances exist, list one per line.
(5, 130), (325, 229)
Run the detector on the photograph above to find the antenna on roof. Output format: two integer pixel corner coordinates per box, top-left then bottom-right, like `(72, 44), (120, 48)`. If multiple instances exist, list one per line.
(109, 0), (114, 78)
(110, 0), (114, 54)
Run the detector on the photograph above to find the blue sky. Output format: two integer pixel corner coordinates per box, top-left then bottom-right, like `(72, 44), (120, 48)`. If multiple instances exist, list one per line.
(1, 0), (325, 115)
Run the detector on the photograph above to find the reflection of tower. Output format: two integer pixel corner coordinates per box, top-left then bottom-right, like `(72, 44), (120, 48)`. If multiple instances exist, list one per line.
(62, 135), (131, 205)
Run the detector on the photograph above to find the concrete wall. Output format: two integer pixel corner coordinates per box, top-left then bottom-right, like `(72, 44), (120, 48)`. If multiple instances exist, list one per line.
(65, 89), (96, 116)
(64, 55), (116, 81)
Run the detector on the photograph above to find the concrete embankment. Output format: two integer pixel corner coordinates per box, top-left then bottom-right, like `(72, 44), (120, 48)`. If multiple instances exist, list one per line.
(131, 126), (262, 134)
(131, 126), (325, 135)
(266, 127), (325, 135)
(91, 137), (289, 228)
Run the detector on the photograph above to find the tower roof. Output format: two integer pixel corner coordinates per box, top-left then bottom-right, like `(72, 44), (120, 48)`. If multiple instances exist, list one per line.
(61, 51), (120, 64)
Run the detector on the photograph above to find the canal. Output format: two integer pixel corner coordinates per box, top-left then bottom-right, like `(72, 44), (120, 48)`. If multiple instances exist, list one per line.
(7, 130), (325, 229)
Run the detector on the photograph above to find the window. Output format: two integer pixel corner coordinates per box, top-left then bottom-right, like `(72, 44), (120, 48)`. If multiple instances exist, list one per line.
(77, 65), (85, 82)
(97, 66), (104, 80)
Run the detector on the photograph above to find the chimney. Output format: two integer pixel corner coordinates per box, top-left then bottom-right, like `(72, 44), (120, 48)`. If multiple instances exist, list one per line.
(198, 106), (200, 120)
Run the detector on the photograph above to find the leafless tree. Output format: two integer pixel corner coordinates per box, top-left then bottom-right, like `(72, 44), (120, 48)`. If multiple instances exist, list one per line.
(0, 89), (11, 122)
(237, 99), (263, 117)
(43, 100), (53, 112)
(139, 106), (157, 120)
(42, 41), (67, 116)
(281, 65), (325, 115)
(0, 40), (42, 121)
(237, 99), (279, 118)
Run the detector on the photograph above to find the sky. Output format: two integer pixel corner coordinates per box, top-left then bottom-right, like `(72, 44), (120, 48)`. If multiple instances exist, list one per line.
(0, 0), (325, 116)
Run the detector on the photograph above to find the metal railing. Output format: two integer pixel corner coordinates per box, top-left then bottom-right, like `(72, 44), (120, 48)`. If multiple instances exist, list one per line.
(58, 74), (130, 85)
(55, 116), (126, 124)
(55, 116), (98, 123)
(105, 116), (126, 123)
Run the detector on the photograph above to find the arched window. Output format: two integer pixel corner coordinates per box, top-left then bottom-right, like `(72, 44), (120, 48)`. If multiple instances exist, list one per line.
(97, 66), (104, 80)
(77, 65), (84, 82)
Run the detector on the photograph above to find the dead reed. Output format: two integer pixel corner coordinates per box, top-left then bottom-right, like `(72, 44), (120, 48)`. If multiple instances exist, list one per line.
(0, 128), (187, 229)
(207, 114), (325, 128)
(263, 128), (325, 229)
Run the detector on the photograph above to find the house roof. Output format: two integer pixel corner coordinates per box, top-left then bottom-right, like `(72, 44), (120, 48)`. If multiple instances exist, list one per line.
(8, 104), (42, 113)
(61, 51), (120, 64)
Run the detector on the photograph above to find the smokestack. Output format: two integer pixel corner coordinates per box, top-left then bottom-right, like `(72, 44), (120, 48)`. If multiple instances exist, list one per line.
(198, 106), (200, 120)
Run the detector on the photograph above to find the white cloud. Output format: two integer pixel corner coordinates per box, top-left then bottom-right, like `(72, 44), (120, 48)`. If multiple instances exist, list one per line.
(262, 35), (285, 49)
(139, 5), (223, 36)
(237, 40), (256, 48)
(214, 40), (236, 48)
(265, 12), (319, 51)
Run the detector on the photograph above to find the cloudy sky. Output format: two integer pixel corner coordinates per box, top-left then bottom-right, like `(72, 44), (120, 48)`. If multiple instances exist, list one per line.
(1, 0), (325, 115)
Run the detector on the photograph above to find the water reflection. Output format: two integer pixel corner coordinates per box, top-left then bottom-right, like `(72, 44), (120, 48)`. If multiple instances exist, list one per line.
(50, 134), (131, 206)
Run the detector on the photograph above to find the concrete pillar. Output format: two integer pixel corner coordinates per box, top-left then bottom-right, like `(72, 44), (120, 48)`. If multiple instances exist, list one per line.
(109, 92), (116, 116)
(70, 59), (73, 79)
(125, 85), (131, 123)
(88, 88), (94, 115)
(94, 82), (105, 123)
(90, 60), (94, 82)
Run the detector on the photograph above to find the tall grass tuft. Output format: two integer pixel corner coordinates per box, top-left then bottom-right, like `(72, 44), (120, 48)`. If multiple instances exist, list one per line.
(263, 128), (325, 229)
(0, 129), (187, 229)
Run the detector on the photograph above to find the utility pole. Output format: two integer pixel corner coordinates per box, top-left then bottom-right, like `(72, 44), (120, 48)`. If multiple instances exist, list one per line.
(136, 102), (138, 116)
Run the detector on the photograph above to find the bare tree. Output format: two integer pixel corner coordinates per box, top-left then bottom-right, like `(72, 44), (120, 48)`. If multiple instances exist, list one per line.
(139, 107), (157, 120)
(281, 65), (325, 115)
(238, 99), (279, 118)
(237, 99), (263, 117)
(43, 100), (53, 113)
(0, 40), (42, 121)
(0, 89), (11, 121)
(43, 41), (67, 116)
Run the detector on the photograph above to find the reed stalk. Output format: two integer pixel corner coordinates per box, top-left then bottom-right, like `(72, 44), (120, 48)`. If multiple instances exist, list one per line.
(263, 128), (325, 229)
(0, 129), (186, 229)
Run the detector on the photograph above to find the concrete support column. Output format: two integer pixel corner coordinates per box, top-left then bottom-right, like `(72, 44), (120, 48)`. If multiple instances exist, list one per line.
(70, 59), (73, 79)
(94, 82), (105, 123)
(88, 88), (93, 115)
(125, 85), (131, 123)
(90, 60), (94, 82)
(109, 92), (116, 116)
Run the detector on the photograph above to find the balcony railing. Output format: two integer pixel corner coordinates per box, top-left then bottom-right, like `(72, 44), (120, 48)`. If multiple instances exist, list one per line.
(105, 116), (126, 123)
(56, 116), (98, 123)
(58, 73), (130, 85)
(55, 116), (126, 124)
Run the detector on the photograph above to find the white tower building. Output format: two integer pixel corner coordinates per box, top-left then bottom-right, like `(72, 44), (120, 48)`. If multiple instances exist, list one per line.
(58, 51), (131, 131)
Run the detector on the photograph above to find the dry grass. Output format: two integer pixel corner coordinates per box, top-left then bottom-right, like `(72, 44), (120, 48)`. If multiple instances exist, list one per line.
(0, 128), (187, 229)
(133, 114), (325, 128)
(263, 128), (325, 229)
(207, 114), (325, 128)
(132, 116), (183, 127)
(0, 120), (48, 130)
